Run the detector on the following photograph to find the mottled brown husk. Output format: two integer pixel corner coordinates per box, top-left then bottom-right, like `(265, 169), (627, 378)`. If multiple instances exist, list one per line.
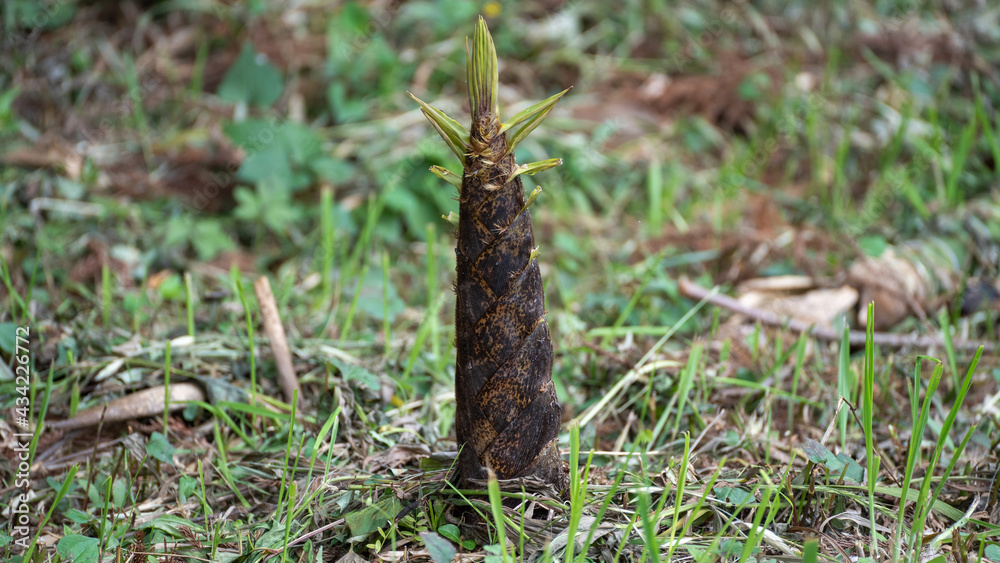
(453, 104), (566, 490)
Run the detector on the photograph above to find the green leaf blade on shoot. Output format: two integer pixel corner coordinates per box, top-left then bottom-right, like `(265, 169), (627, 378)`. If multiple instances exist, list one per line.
(515, 186), (542, 219)
(507, 158), (562, 182)
(504, 89), (571, 153)
(499, 87), (571, 141)
(408, 93), (470, 164)
(467, 16), (499, 120)
(430, 165), (463, 189)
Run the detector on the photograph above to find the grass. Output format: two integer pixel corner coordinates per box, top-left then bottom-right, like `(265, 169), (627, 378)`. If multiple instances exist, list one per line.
(1, 0), (1000, 561)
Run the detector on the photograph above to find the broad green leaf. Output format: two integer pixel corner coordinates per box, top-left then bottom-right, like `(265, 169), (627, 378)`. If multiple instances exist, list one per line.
(345, 495), (403, 540)
(223, 118), (280, 149)
(713, 486), (753, 506)
(218, 43), (283, 107)
(112, 477), (128, 505)
(8, 2), (75, 29)
(191, 219), (236, 261)
(802, 439), (836, 464)
(147, 431), (176, 465)
(238, 145), (293, 191)
(179, 475), (197, 503)
(437, 524), (461, 544)
(331, 358), (379, 390)
(63, 508), (92, 524)
(57, 535), (100, 563)
(158, 274), (184, 301)
(858, 235), (888, 257)
(278, 122), (323, 165)
(421, 531), (457, 563)
(483, 543), (504, 563)
(233, 182), (302, 233)
(436, 524), (476, 550)
(835, 453), (865, 483)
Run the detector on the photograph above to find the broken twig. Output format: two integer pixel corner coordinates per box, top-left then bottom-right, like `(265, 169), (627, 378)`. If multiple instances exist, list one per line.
(678, 277), (995, 354)
(253, 276), (302, 405)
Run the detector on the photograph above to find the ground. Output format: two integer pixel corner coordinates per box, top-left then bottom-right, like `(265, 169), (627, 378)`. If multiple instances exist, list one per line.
(1, 1), (999, 562)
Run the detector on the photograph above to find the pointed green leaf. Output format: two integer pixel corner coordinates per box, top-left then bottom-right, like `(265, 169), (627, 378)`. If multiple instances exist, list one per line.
(408, 92), (470, 164)
(528, 246), (540, 262)
(443, 211), (460, 227)
(524, 186), (542, 207)
(430, 165), (462, 189)
(507, 158), (562, 181)
(499, 87), (570, 145)
(467, 16), (498, 120)
(499, 88), (569, 132)
(513, 186), (543, 222)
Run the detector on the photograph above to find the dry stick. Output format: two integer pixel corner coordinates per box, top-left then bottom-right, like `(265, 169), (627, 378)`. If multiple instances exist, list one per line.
(253, 276), (301, 405)
(677, 277), (996, 354)
(46, 383), (205, 431)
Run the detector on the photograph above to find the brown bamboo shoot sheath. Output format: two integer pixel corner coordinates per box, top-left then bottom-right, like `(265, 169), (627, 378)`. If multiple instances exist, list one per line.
(453, 23), (564, 489)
